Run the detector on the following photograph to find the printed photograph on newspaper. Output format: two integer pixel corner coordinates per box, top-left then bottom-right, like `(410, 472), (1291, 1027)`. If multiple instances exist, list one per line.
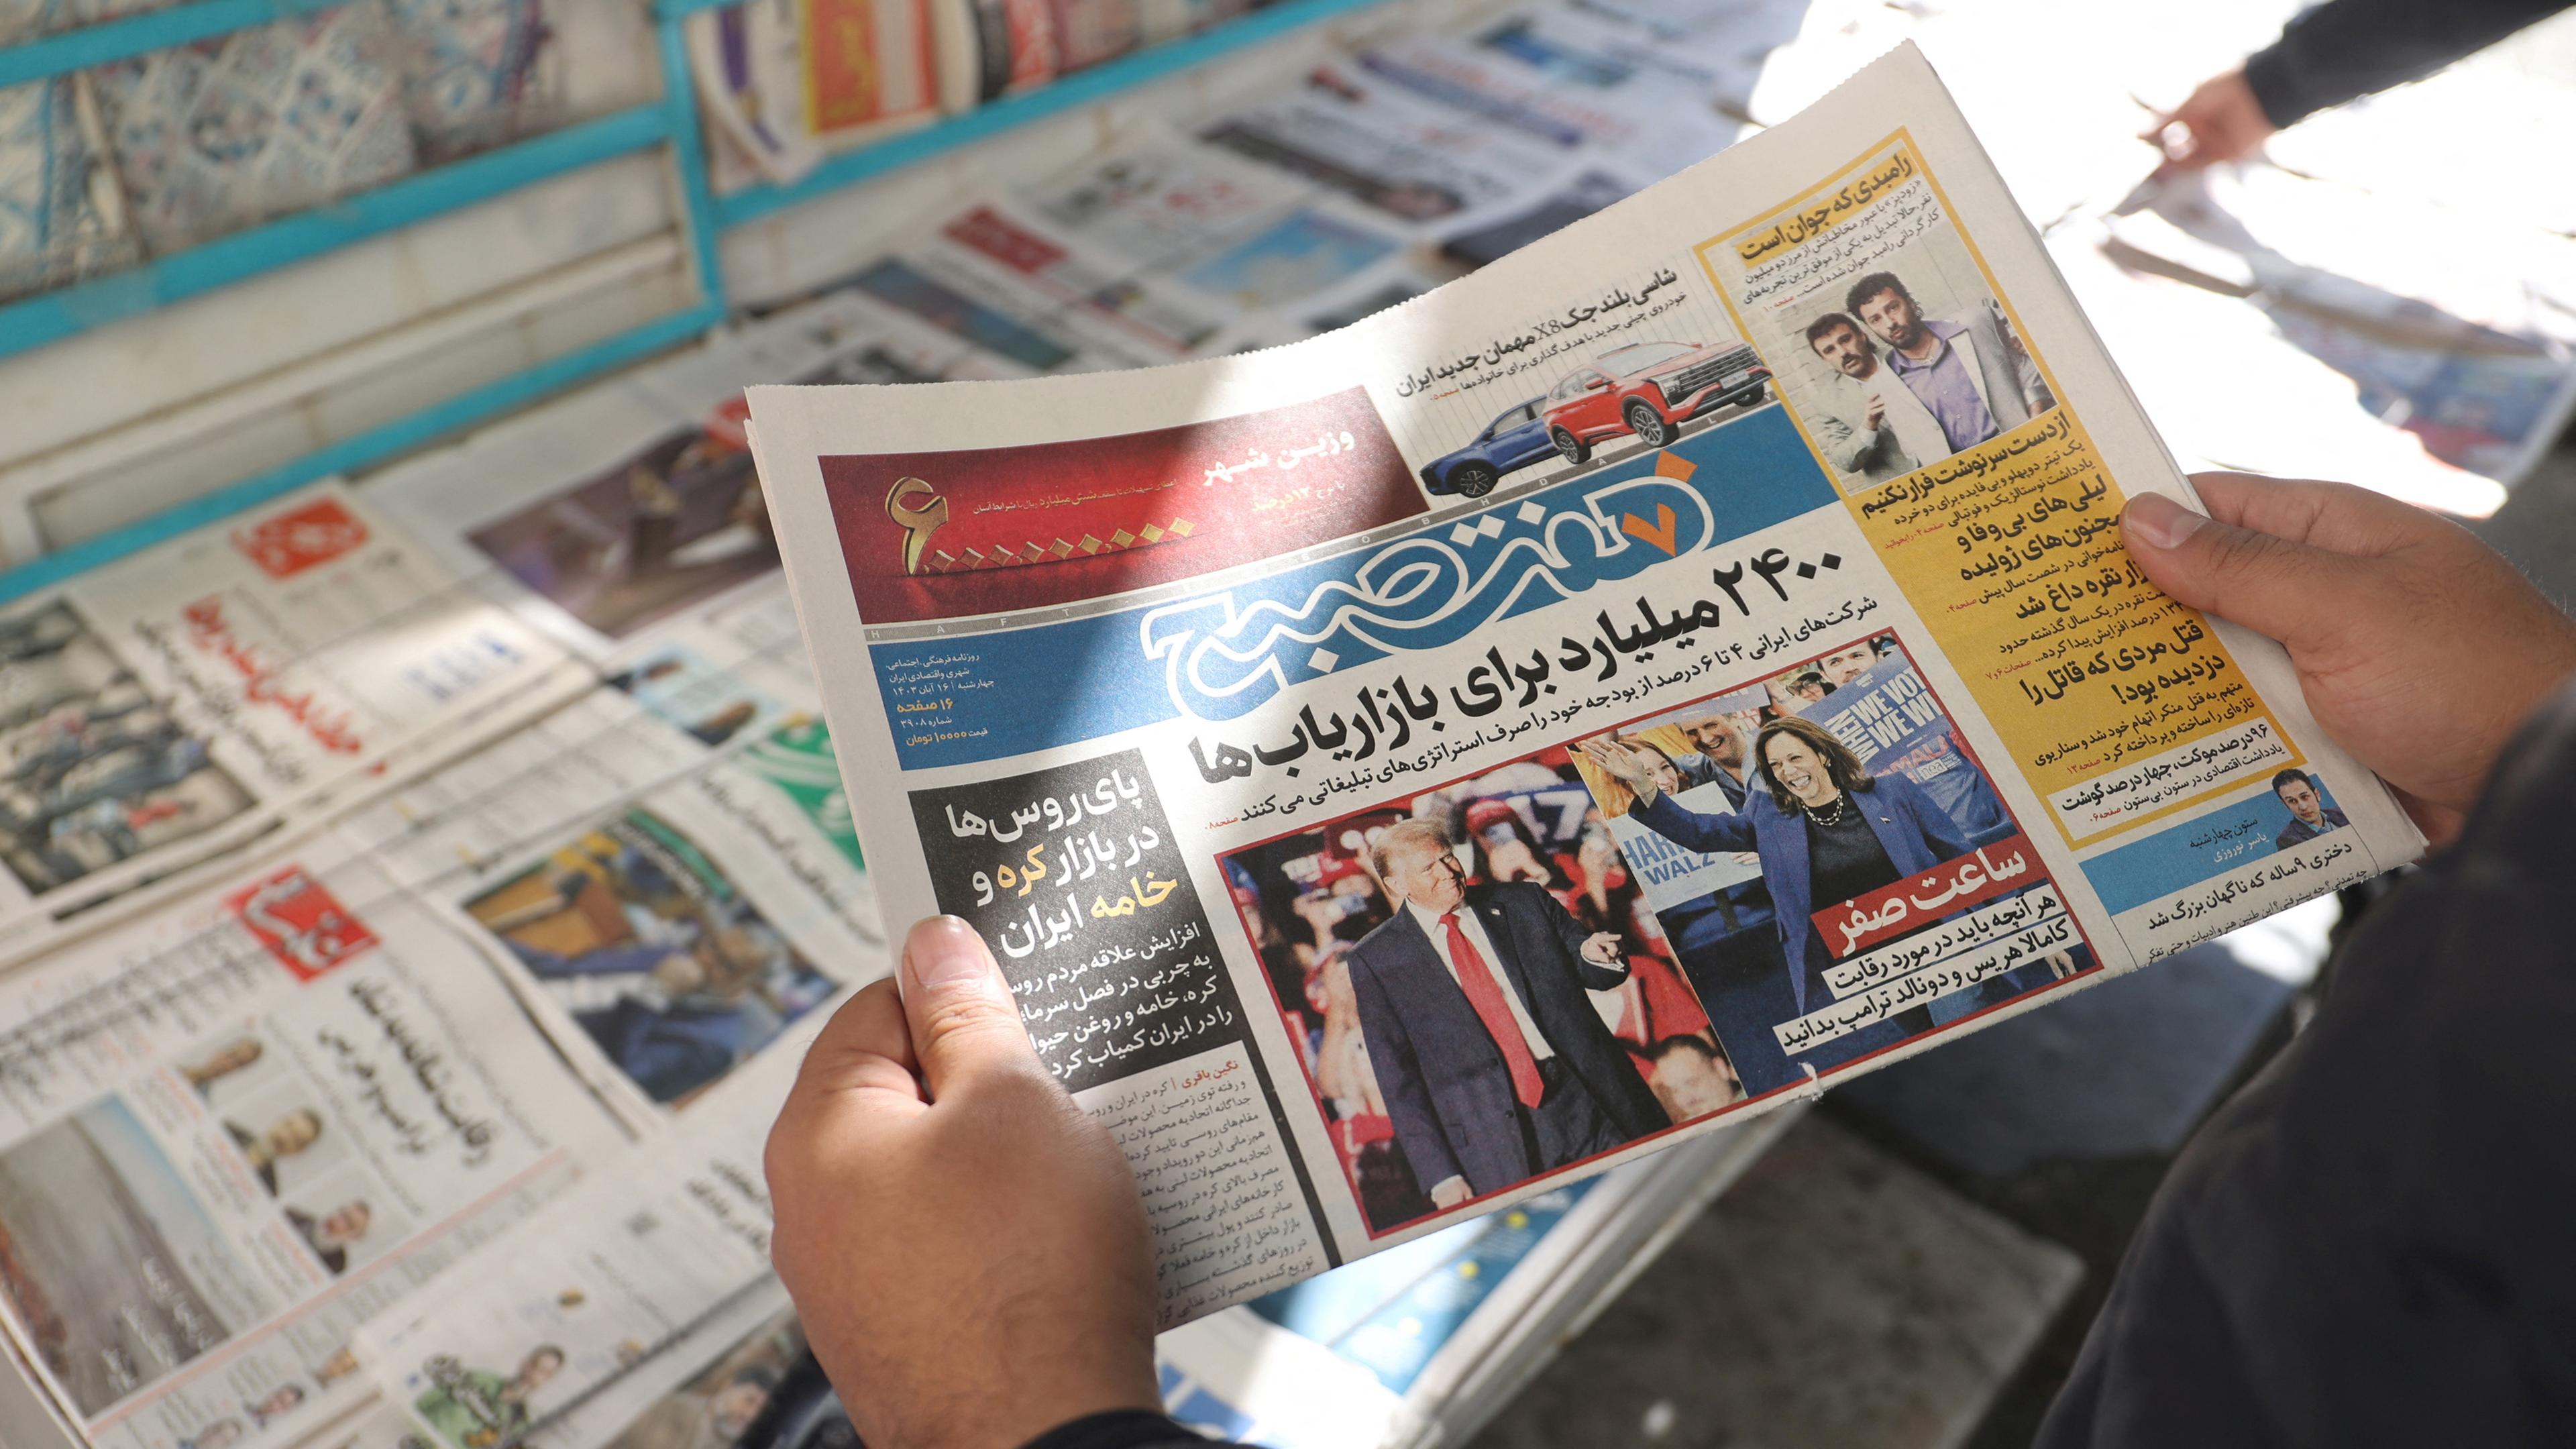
(745, 43), (2426, 1321)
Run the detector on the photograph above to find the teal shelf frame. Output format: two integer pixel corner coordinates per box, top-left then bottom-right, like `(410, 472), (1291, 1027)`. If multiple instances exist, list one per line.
(0, 0), (1381, 604)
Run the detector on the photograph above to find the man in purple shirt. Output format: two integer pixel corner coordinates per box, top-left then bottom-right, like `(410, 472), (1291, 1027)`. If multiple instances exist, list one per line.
(1846, 271), (2053, 457)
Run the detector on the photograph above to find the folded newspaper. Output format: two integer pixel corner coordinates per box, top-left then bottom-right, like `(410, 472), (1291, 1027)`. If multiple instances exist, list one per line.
(746, 42), (2419, 1328)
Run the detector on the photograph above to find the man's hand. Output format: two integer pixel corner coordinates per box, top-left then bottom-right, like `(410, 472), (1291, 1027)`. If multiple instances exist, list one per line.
(1580, 932), (1625, 967)
(1429, 1175), (1474, 1209)
(2123, 474), (2576, 843)
(2142, 68), (2275, 178)
(766, 917), (1161, 1449)
(1863, 394), (1886, 431)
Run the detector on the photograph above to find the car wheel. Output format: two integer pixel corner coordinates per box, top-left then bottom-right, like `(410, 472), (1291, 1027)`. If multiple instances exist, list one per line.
(1623, 400), (1672, 447)
(1448, 461), (1499, 498)
(1552, 427), (1590, 464)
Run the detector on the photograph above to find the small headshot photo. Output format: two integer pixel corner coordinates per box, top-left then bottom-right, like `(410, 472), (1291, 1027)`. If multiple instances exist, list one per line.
(313, 1346), (363, 1387)
(244, 1382), (305, 1430)
(178, 1038), (266, 1098)
(225, 1107), (322, 1197)
(2269, 768), (2349, 849)
(284, 1197), (372, 1275)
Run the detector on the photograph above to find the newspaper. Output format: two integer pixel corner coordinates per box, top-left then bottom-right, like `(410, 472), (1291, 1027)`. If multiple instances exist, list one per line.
(353, 1049), (804, 1449)
(0, 852), (630, 1449)
(0, 481), (584, 960)
(0, 568), (891, 1449)
(368, 293), (1026, 667)
(747, 44), (2424, 1328)
(331, 589), (889, 1126)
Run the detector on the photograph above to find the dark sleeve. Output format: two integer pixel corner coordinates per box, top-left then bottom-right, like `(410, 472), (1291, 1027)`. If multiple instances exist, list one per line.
(1882, 771), (1972, 865)
(1022, 1409), (1234, 1449)
(1527, 883), (1627, 991)
(1348, 950), (1462, 1190)
(2241, 0), (2569, 127)
(1631, 788), (1756, 853)
(2037, 681), (2576, 1447)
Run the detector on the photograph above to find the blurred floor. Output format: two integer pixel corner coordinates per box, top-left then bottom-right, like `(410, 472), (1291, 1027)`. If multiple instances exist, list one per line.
(1467, 934), (2312, 1448)
(1466, 1116), (2081, 1449)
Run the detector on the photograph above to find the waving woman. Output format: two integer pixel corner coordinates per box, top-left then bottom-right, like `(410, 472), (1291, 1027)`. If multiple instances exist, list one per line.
(1580, 716), (1972, 1053)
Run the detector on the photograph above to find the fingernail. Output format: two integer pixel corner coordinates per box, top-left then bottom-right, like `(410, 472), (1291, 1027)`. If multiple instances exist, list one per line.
(2124, 492), (2207, 550)
(903, 916), (994, 991)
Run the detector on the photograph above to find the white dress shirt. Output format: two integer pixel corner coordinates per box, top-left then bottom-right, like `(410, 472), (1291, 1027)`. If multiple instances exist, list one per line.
(1406, 898), (1554, 1062)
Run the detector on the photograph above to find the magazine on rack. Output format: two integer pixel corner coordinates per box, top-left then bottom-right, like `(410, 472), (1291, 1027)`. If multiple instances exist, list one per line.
(746, 44), (2424, 1328)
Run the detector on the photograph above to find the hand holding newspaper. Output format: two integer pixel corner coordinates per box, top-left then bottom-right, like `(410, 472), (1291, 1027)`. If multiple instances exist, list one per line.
(746, 45), (2420, 1328)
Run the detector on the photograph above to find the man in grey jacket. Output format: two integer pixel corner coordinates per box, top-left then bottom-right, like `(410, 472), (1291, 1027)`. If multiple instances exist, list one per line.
(1846, 270), (2054, 456)
(1801, 313), (1931, 484)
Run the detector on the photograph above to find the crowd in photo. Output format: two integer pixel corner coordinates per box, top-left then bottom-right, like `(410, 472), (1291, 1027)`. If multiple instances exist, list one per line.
(1224, 747), (1740, 1233)
(1574, 635), (2081, 1096)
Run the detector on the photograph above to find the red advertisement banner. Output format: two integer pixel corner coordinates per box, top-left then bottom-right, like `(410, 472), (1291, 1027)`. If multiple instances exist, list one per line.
(818, 385), (1427, 625)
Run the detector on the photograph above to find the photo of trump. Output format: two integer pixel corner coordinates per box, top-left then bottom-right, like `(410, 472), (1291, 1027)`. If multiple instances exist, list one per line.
(1222, 751), (1739, 1232)
(1347, 818), (1671, 1212)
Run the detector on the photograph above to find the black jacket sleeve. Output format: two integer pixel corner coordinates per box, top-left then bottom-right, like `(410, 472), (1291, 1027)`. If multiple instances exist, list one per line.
(1022, 1409), (1238, 1449)
(2035, 680), (2576, 1448)
(2242, 0), (2570, 127)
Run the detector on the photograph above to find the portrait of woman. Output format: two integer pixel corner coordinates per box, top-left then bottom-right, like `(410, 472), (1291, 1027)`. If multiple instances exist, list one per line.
(1580, 715), (1973, 1064)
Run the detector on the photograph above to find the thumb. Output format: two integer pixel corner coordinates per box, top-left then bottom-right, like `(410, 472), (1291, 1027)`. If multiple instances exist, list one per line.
(2120, 490), (2377, 653)
(898, 915), (1039, 1100)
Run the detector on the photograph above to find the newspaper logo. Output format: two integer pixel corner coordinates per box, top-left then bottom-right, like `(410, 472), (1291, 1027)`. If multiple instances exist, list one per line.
(233, 498), (370, 580)
(227, 867), (379, 980)
(1140, 459), (1717, 721)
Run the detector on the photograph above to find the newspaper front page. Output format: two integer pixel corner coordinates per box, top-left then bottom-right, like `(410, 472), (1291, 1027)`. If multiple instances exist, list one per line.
(749, 45), (2423, 1327)
(0, 853), (631, 1449)
(0, 483), (586, 959)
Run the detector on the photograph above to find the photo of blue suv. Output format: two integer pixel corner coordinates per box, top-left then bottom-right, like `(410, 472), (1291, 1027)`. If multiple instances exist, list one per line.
(1416, 396), (1555, 497)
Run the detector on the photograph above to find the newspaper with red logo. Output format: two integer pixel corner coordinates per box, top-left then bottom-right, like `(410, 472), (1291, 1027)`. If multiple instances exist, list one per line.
(0, 851), (631, 1449)
(746, 45), (2428, 1330)
(0, 482), (588, 962)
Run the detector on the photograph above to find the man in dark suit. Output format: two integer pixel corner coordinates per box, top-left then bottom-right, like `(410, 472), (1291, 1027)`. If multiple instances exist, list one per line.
(1346, 818), (1669, 1214)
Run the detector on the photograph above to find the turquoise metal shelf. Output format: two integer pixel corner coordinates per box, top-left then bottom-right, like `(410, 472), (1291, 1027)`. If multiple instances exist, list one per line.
(0, 0), (1383, 602)
(0, 300), (722, 605)
(0, 0), (346, 87)
(0, 105), (674, 362)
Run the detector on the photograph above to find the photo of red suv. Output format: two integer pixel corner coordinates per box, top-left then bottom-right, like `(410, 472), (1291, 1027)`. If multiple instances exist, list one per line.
(1539, 339), (1770, 462)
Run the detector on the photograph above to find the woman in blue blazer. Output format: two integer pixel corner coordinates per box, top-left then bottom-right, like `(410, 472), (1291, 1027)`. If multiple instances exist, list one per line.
(1582, 716), (1972, 1067)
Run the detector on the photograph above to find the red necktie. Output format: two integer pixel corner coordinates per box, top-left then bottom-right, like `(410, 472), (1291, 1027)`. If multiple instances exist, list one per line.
(1442, 911), (1546, 1109)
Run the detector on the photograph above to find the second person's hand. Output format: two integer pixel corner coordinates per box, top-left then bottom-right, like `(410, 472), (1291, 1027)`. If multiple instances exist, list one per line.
(2123, 472), (2576, 843)
(2141, 68), (2275, 177)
